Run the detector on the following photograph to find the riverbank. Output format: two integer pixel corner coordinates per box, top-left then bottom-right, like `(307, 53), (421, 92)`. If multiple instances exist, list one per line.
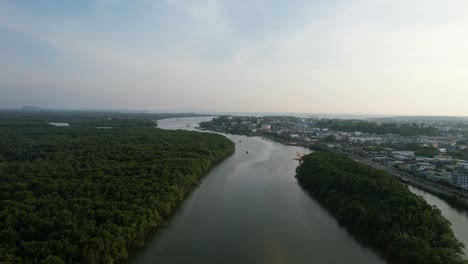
(132, 117), (385, 264)
(199, 126), (468, 213)
(350, 154), (468, 212)
(296, 152), (467, 264)
(128, 142), (235, 257)
(0, 127), (235, 263)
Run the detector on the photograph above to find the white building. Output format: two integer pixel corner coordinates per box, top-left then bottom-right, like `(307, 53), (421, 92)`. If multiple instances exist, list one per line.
(423, 170), (451, 182)
(394, 155), (411, 161)
(457, 162), (468, 170)
(450, 174), (468, 189)
(434, 156), (454, 164)
(392, 151), (415, 158)
(416, 163), (436, 171)
(348, 137), (383, 144)
(438, 148), (448, 153)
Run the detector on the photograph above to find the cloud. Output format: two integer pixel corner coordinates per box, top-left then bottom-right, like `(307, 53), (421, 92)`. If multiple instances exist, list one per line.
(1, 0), (468, 115)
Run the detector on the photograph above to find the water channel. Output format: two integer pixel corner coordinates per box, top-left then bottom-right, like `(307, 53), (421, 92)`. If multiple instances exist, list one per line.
(131, 117), (468, 263)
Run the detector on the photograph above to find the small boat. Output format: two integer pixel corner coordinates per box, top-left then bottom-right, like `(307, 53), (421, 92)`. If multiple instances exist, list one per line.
(246, 150), (250, 154)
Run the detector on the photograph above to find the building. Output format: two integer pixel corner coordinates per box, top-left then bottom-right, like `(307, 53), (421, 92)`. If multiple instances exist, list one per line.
(434, 156), (454, 165)
(422, 170), (451, 182)
(261, 124), (271, 131)
(398, 163), (415, 171)
(394, 155), (411, 161)
(349, 137), (383, 144)
(450, 174), (468, 189)
(457, 162), (468, 170)
(416, 163), (436, 171)
(392, 151), (415, 158)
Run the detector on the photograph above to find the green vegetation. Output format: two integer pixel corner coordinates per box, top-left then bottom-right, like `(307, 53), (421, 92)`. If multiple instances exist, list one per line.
(0, 110), (204, 127)
(308, 144), (330, 152)
(452, 149), (468, 160)
(0, 127), (234, 263)
(362, 145), (386, 151)
(296, 152), (466, 264)
(405, 182), (468, 213)
(315, 119), (439, 136)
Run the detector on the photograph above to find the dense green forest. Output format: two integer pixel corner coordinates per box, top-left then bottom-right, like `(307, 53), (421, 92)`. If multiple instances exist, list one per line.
(0, 110), (205, 127)
(0, 127), (234, 263)
(296, 152), (467, 264)
(314, 119), (439, 136)
(452, 149), (468, 160)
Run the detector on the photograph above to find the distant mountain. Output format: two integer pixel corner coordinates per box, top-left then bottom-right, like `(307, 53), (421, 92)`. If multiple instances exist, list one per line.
(369, 116), (468, 123)
(171, 107), (207, 113)
(21, 106), (48, 111)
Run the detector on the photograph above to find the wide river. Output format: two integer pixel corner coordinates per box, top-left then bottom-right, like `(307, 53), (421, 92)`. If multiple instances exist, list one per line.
(131, 117), (468, 263)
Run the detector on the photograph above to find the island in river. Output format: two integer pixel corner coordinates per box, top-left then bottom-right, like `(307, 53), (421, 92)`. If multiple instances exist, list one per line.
(296, 151), (467, 264)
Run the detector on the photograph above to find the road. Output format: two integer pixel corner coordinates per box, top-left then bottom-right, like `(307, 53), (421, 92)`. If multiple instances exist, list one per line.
(349, 154), (468, 201)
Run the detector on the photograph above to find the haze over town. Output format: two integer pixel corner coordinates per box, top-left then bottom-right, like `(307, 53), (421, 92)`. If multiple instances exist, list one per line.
(1, 0), (468, 115)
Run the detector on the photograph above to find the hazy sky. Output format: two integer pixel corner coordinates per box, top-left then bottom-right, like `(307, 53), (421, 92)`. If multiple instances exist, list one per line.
(1, 0), (468, 115)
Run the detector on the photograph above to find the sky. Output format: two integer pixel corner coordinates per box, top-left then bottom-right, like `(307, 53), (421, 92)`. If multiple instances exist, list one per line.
(1, 0), (468, 115)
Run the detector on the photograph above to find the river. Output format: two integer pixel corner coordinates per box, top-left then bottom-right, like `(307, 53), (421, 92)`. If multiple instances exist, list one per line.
(131, 117), (467, 263)
(407, 186), (468, 257)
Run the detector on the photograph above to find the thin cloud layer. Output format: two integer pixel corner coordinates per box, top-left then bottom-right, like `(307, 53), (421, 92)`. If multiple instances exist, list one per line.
(1, 0), (467, 115)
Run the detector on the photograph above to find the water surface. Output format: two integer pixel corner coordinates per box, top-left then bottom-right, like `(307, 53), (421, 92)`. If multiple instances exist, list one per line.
(408, 186), (468, 258)
(131, 117), (385, 264)
(49, 122), (69, 127)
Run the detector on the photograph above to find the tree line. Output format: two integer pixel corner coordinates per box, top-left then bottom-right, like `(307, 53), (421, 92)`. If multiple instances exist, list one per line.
(0, 127), (234, 263)
(296, 151), (467, 264)
(0, 110), (205, 127)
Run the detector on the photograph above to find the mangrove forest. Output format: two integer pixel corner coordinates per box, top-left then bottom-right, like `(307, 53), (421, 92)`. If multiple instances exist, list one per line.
(296, 151), (467, 264)
(0, 127), (234, 263)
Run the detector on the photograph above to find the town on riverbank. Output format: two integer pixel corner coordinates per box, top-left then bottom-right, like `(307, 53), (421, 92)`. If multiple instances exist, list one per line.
(200, 115), (468, 205)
